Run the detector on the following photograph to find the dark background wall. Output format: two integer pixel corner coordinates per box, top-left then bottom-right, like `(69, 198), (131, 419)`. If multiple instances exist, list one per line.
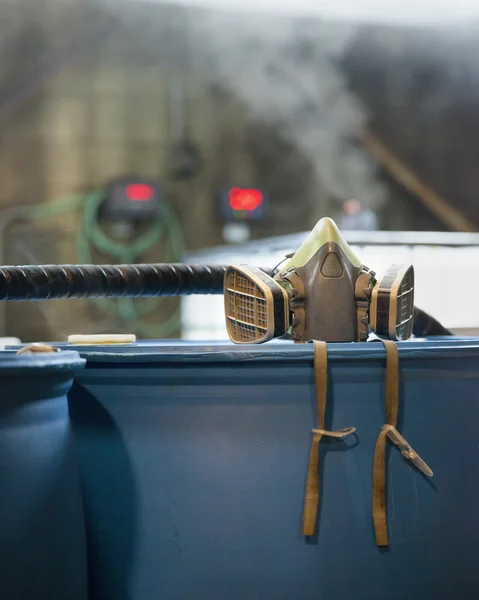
(343, 24), (479, 230)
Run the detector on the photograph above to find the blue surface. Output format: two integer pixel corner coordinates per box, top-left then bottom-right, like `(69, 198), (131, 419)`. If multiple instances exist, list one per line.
(0, 350), (88, 600)
(62, 339), (479, 599)
(23, 335), (479, 361)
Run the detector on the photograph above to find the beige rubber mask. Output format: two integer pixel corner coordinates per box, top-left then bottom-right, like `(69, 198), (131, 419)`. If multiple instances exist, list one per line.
(224, 218), (414, 344)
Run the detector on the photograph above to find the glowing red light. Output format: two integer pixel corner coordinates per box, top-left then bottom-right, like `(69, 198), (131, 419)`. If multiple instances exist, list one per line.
(125, 183), (154, 202)
(228, 188), (263, 211)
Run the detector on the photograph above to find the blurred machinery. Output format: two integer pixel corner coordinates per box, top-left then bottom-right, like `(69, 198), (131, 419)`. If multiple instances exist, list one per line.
(0, 178), (185, 339)
(219, 186), (267, 243)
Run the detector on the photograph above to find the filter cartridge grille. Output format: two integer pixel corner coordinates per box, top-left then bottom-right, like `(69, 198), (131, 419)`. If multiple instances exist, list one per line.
(393, 266), (414, 340)
(371, 264), (414, 341)
(224, 266), (289, 344)
(225, 269), (270, 343)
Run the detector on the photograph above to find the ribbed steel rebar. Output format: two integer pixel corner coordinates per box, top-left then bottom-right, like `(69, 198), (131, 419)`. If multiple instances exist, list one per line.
(0, 263), (451, 338)
(0, 264), (228, 300)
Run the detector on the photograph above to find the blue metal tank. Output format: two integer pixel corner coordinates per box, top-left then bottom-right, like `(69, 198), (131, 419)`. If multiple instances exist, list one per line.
(65, 339), (479, 600)
(0, 350), (88, 600)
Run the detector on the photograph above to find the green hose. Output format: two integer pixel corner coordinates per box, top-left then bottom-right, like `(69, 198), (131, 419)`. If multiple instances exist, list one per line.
(77, 190), (184, 336)
(10, 189), (185, 338)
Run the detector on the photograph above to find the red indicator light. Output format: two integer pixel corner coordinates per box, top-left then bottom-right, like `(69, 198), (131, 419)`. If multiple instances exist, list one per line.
(229, 188), (263, 211)
(125, 183), (154, 202)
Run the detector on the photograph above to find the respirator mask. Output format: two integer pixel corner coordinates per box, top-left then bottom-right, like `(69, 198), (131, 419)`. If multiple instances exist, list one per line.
(224, 218), (414, 344)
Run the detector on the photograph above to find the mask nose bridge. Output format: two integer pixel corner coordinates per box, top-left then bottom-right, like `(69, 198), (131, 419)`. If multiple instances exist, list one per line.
(286, 242), (362, 342)
(303, 242), (347, 288)
(319, 244), (345, 279)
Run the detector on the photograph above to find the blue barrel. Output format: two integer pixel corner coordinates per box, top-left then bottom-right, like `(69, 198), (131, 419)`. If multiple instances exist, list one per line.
(64, 339), (479, 600)
(0, 350), (88, 600)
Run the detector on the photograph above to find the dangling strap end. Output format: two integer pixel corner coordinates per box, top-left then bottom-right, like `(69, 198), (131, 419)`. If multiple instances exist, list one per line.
(312, 426), (356, 439)
(383, 425), (434, 477)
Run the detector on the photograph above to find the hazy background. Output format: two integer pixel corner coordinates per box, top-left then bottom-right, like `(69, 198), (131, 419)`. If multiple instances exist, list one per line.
(0, 0), (478, 340)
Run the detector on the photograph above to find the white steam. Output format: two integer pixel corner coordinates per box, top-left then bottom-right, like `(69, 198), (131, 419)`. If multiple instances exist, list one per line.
(133, 0), (479, 28)
(188, 12), (387, 211)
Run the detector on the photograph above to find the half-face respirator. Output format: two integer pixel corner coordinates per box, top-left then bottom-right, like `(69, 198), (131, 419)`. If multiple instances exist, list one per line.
(224, 218), (414, 344)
